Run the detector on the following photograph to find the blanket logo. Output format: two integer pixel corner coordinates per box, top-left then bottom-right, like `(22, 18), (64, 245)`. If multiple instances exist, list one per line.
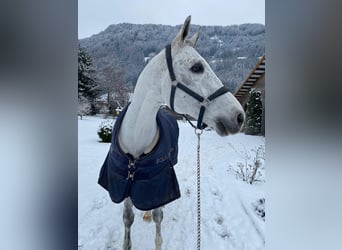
(156, 147), (175, 164)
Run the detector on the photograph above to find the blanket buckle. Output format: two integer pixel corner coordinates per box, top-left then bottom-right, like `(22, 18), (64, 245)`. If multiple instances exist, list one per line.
(127, 159), (136, 180)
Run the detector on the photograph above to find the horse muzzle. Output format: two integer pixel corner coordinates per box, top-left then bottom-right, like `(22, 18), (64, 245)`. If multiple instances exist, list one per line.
(215, 112), (245, 136)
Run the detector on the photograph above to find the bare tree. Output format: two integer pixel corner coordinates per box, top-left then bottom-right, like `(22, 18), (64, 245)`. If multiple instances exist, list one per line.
(100, 59), (130, 115)
(77, 95), (91, 119)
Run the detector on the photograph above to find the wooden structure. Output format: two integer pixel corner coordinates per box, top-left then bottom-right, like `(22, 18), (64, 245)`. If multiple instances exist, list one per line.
(234, 55), (265, 135)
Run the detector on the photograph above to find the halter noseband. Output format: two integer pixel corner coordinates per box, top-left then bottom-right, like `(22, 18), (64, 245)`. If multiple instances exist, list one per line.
(165, 44), (230, 130)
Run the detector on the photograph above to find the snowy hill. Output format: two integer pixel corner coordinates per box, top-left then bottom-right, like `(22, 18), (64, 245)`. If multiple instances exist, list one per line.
(79, 23), (264, 93)
(78, 116), (265, 250)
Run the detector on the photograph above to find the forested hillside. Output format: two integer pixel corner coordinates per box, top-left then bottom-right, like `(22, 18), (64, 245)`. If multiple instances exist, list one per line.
(79, 23), (264, 93)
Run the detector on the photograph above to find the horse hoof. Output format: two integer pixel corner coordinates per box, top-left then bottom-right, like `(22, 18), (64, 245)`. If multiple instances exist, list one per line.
(143, 211), (152, 222)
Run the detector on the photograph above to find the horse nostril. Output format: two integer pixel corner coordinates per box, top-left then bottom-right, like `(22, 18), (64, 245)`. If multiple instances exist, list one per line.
(237, 113), (244, 126)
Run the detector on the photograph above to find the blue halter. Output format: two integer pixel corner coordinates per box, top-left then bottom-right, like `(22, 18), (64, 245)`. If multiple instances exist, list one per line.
(165, 44), (230, 130)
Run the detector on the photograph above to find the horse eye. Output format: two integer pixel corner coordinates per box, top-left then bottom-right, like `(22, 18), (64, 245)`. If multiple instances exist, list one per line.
(190, 63), (204, 73)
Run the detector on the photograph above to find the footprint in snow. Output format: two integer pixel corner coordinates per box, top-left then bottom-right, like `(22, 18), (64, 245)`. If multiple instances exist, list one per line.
(215, 215), (224, 225)
(104, 229), (120, 250)
(90, 196), (107, 211)
(184, 187), (192, 197)
(214, 215), (231, 240)
(210, 187), (223, 201)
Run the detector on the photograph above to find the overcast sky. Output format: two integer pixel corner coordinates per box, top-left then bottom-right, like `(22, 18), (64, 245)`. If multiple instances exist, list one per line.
(78, 0), (265, 39)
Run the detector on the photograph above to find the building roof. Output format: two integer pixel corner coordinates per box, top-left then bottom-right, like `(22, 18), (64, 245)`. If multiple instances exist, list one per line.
(234, 55), (265, 103)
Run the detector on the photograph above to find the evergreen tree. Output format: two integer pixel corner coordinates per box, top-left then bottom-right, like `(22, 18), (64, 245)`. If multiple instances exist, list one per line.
(245, 89), (263, 135)
(78, 45), (99, 114)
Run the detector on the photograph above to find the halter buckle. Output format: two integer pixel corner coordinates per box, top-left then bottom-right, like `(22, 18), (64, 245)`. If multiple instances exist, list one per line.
(201, 98), (212, 107)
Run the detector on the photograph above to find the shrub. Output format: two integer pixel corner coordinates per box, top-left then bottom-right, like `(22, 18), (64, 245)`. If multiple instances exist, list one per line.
(228, 144), (265, 184)
(97, 120), (114, 142)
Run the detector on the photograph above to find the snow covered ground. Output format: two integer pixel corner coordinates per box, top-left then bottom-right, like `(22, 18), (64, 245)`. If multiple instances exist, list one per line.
(78, 116), (265, 250)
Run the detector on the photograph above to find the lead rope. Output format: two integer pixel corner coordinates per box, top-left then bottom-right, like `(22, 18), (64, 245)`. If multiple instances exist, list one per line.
(195, 128), (203, 250)
(181, 115), (203, 250)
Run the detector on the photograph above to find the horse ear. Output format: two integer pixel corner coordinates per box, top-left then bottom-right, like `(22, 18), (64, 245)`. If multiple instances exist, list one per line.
(186, 32), (199, 47)
(172, 15), (191, 47)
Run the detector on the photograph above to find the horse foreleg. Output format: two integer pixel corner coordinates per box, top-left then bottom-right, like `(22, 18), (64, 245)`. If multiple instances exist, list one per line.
(152, 207), (163, 250)
(123, 198), (134, 250)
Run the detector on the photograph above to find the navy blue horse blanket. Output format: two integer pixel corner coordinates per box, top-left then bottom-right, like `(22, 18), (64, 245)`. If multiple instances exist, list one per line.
(98, 105), (181, 211)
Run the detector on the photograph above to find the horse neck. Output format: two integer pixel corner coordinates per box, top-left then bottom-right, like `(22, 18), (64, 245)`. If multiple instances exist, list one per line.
(118, 51), (167, 158)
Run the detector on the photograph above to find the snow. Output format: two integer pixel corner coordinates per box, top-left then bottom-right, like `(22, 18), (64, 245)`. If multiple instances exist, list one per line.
(96, 94), (108, 102)
(78, 116), (265, 250)
(210, 36), (218, 40)
(210, 59), (223, 64)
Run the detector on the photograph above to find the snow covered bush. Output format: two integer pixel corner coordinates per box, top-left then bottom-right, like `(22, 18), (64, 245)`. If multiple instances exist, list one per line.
(228, 144), (265, 184)
(97, 120), (114, 142)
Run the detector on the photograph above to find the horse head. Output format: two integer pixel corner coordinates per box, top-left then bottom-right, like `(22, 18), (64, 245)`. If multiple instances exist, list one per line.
(161, 16), (245, 136)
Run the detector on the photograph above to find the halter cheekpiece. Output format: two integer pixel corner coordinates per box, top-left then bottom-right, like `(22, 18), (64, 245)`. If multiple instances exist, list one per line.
(165, 44), (230, 130)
